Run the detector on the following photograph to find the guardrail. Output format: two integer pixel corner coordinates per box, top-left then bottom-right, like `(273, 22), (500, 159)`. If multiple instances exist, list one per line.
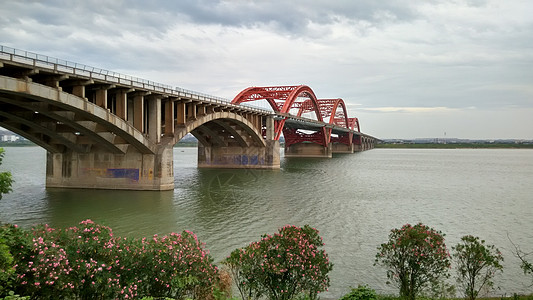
(0, 45), (271, 114)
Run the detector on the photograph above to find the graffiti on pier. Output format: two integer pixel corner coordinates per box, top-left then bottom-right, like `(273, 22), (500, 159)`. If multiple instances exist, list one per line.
(82, 168), (140, 182)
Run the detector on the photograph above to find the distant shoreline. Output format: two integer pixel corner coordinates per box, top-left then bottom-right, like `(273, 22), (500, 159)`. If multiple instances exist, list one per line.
(376, 143), (533, 149)
(2, 141), (533, 150)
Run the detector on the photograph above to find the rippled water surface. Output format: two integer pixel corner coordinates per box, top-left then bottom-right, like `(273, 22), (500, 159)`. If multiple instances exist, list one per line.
(1, 147), (532, 298)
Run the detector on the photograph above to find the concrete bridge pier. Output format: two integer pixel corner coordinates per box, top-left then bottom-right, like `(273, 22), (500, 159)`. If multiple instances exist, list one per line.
(45, 145), (175, 191)
(197, 140), (280, 169)
(331, 143), (354, 154)
(284, 142), (333, 158)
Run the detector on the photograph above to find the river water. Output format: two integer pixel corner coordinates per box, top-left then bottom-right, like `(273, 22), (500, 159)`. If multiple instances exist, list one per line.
(0, 147), (532, 298)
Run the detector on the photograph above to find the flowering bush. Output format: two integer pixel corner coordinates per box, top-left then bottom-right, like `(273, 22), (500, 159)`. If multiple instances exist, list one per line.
(0, 223), (32, 298)
(452, 235), (504, 300)
(225, 225), (333, 300)
(3, 220), (218, 299)
(374, 223), (451, 300)
(140, 230), (218, 299)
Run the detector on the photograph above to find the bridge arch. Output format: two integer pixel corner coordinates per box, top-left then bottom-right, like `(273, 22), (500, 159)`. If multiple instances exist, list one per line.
(348, 118), (361, 132)
(170, 111), (266, 148)
(0, 76), (155, 154)
(232, 85), (326, 144)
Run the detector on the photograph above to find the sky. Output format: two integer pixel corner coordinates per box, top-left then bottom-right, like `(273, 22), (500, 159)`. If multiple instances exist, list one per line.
(1, 0), (532, 139)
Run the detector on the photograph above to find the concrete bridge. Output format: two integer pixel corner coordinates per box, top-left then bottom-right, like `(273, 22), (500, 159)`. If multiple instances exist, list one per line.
(0, 46), (378, 190)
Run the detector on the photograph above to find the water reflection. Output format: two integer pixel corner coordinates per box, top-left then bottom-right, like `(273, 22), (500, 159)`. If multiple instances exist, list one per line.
(45, 188), (175, 237)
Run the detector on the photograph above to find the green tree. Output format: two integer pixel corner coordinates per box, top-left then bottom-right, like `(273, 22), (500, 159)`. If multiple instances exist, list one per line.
(453, 235), (503, 300)
(509, 237), (533, 285)
(375, 223), (451, 300)
(224, 225), (333, 300)
(517, 250), (533, 283)
(0, 148), (14, 200)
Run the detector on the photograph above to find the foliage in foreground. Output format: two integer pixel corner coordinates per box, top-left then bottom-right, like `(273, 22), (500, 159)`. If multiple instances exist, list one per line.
(453, 235), (504, 300)
(375, 223), (451, 300)
(510, 237), (533, 286)
(224, 225), (333, 300)
(339, 285), (378, 300)
(0, 220), (218, 299)
(0, 148), (14, 200)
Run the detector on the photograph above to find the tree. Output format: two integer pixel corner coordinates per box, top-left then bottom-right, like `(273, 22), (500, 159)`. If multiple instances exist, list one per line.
(375, 223), (451, 300)
(0, 148), (14, 200)
(453, 235), (503, 300)
(509, 236), (533, 285)
(516, 249), (533, 283)
(224, 225), (333, 300)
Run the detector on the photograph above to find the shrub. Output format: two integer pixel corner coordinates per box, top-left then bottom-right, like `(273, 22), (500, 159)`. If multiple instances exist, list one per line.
(10, 220), (217, 299)
(339, 285), (378, 300)
(0, 224), (32, 298)
(139, 230), (218, 299)
(375, 223), (451, 300)
(453, 235), (504, 300)
(0, 239), (15, 296)
(224, 225), (333, 300)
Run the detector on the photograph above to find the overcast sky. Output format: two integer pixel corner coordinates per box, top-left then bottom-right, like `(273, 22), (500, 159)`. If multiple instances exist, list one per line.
(1, 0), (532, 139)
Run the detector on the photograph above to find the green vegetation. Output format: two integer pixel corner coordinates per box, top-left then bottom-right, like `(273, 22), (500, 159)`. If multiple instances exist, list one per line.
(0, 148), (13, 200)
(453, 236), (504, 300)
(224, 225), (333, 300)
(0, 141), (35, 147)
(174, 141), (199, 147)
(339, 285), (378, 300)
(510, 238), (533, 286)
(0, 221), (218, 299)
(375, 223), (451, 300)
(376, 143), (533, 149)
(1, 220), (532, 300)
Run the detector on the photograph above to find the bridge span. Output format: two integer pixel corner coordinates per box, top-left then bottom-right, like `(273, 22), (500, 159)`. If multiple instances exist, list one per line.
(0, 46), (378, 190)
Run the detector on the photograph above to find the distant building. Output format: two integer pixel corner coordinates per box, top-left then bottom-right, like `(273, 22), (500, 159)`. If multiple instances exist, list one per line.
(1, 134), (19, 142)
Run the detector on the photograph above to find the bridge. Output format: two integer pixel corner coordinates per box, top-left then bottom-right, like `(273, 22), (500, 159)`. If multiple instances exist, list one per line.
(0, 46), (378, 190)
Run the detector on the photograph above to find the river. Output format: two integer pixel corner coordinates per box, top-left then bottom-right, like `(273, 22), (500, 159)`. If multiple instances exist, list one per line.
(0, 146), (532, 298)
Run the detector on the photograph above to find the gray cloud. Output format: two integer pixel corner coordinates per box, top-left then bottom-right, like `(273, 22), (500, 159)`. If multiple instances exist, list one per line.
(1, 0), (532, 138)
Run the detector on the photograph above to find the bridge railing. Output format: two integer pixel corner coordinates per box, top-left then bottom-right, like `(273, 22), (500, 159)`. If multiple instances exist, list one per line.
(0, 45), (271, 114)
(0, 46), (373, 137)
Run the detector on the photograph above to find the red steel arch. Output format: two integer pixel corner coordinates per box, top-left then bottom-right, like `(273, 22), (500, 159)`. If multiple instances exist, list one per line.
(232, 85), (325, 142)
(348, 117), (360, 132)
(232, 85), (362, 147)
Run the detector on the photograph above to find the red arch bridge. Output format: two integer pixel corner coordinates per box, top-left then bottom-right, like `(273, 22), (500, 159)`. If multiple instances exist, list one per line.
(0, 46), (378, 190)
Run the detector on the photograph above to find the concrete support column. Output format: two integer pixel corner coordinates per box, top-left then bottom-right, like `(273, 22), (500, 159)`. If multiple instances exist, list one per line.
(187, 103), (197, 120)
(115, 90), (128, 120)
(164, 100), (174, 136)
(255, 115), (262, 132)
(197, 105), (206, 116)
(148, 96), (161, 143)
(265, 116), (275, 140)
(72, 85), (85, 99)
(134, 94), (144, 132)
(353, 135), (362, 152)
(176, 102), (186, 125)
(95, 89), (107, 109)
